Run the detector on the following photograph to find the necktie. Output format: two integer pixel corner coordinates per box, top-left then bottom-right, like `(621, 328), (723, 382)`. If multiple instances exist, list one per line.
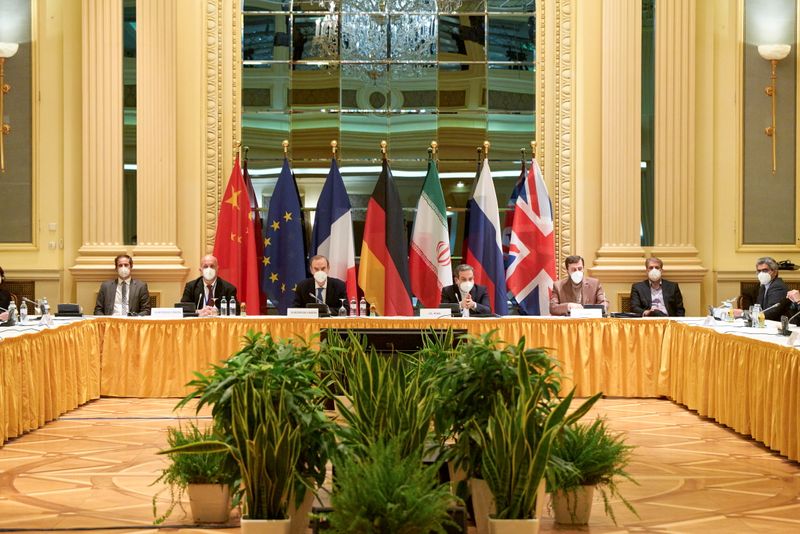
(316, 286), (324, 303)
(206, 285), (214, 306)
(120, 281), (128, 315)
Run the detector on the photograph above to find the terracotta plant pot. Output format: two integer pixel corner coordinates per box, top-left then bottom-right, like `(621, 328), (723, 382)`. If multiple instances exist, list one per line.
(187, 483), (231, 523)
(469, 478), (496, 534)
(240, 517), (291, 534)
(288, 487), (316, 534)
(487, 517), (540, 534)
(552, 485), (595, 525)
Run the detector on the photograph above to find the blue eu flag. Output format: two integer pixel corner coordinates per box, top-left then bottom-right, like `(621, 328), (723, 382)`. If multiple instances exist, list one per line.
(262, 158), (306, 314)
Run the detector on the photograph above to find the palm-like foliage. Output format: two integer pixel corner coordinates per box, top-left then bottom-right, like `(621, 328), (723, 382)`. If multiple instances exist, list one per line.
(433, 330), (562, 478)
(329, 439), (456, 534)
(176, 331), (332, 505)
(475, 357), (601, 519)
(547, 418), (638, 524)
(161, 378), (301, 520)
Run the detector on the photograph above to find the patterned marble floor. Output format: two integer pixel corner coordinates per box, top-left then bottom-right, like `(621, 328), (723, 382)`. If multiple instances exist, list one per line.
(0, 397), (798, 533)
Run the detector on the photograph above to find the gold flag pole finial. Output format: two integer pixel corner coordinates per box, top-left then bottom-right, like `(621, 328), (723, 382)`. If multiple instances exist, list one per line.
(429, 140), (438, 162)
(380, 140), (387, 159)
(520, 147), (526, 161)
(234, 141), (242, 161)
(331, 140), (338, 159)
(243, 146), (250, 162)
(282, 139), (289, 157)
(483, 140), (490, 158)
(531, 140), (537, 158)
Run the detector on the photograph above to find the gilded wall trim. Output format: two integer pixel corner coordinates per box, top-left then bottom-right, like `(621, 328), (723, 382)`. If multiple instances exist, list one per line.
(558, 0), (573, 276)
(204, 0), (223, 252)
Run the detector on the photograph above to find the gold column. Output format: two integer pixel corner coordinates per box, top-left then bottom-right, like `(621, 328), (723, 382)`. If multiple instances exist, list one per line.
(71, 0), (126, 306)
(77, 0), (123, 255)
(593, 0), (645, 275)
(133, 0), (188, 284)
(652, 0), (703, 263)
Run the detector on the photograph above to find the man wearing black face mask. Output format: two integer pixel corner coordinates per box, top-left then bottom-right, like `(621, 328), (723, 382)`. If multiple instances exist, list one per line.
(440, 264), (491, 315)
(94, 255), (151, 316)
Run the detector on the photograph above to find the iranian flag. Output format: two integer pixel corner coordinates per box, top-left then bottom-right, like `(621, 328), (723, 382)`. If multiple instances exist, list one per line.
(409, 159), (452, 308)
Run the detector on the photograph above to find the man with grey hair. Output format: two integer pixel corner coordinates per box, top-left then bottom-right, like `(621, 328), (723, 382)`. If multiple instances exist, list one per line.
(440, 264), (492, 315)
(745, 256), (789, 321)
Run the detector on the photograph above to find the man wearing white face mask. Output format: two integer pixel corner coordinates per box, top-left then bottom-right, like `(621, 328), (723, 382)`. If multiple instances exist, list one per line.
(629, 257), (685, 317)
(181, 254), (238, 317)
(292, 255), (347, 311)
(735, 256), (789, 321)
(94, 255), (151, 316)
(440, 264), (492, 315)
(549, 255), (608, 316)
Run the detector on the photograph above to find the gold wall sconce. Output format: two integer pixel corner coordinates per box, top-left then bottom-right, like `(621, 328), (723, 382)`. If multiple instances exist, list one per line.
(757, 43), (791, 175)
(0, 42), (19, 173)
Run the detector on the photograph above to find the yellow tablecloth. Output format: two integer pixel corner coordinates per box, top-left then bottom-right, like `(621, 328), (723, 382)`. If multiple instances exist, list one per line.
(98, 317), (669, 398)
(0, 321), (101, 444)
(665, 322), (800, 461)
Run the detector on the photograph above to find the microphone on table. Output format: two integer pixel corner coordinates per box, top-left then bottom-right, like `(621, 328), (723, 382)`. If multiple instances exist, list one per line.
(780, 307), (800, 336)
(309, 292), (331, 316)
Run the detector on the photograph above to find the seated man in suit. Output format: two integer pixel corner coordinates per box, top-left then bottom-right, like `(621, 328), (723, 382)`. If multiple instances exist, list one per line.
(550, 255), (609, 316)
(440, 264), (491, 315)
(629, 257), (685, 317)
(181, 254), (238, 317)
(292, 255), (347, 313)
(94, 255), (151, 316)
(735, 256), (789, 321)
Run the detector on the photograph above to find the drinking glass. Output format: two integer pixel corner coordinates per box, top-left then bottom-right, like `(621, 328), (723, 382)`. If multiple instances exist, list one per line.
(338, 298), (348, 317)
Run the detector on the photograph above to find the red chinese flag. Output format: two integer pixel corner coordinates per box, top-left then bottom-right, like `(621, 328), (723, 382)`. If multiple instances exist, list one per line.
(212, 156), (261, 313)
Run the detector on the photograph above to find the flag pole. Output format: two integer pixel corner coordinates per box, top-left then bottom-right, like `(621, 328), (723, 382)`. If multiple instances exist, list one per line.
(531, 140), (537, 159)
(234, 141), (242, 161)
(380, 139), (388, 160)
(483, 140), (490, 160)
(331, 139), (338, 160)
(282, 139), (289, 158)
(243, 146), (249, 162)
(430, 140), (438, 160)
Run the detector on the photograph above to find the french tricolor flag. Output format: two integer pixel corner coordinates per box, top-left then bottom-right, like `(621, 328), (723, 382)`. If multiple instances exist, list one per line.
(464, 158), (508, 315)
(310, 158), (358, 300)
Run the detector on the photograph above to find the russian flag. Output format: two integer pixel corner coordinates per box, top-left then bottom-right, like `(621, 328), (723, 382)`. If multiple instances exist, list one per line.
(464, 159), (508, 315)
(310, 158), (357, 300)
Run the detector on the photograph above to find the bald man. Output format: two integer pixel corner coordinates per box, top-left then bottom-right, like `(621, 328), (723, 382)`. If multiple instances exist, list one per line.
(181, 254), (238, 316)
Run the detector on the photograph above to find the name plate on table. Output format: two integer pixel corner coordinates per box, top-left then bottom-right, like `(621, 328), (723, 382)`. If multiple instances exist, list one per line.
(287, 307), (319, 318)
(569, 308), (603, 319)
(150, 308), (185, 319)
(419, 308), (453, 319)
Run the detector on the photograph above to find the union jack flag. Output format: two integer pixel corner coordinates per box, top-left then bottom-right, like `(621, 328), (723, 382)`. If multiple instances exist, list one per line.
(505, 158), (555, 315)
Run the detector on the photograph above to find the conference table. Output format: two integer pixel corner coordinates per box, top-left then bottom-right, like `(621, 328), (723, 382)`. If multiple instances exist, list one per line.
(1, 316), (798, 463)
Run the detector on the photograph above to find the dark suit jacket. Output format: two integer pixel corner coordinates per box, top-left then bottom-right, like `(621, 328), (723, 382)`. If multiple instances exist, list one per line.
(94, 278), (151, 316)
(440, 284), (492, 315)
(0, 287), (11, 311)
(292, 277), (348, 311)
(629, 279), (685, 317)
(756, 276), (789, 321)
(181, 277), (238, 314)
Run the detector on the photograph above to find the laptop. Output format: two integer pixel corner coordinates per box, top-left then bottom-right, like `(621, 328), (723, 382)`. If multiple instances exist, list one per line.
(174, 302), (198, 317)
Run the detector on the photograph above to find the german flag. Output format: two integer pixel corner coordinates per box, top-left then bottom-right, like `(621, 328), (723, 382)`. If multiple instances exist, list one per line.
(358, 159), (413, 316)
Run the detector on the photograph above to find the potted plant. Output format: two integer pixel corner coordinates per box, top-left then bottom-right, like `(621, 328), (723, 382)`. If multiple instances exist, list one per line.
(176, 331), (333, 533)
(164, 378), (302, 534)
(151, 422), (237, 524)
(547, 418), (637, 525)
(429, 331), (562, 534)
(473, 357), (601, 534)
(328, 438), (456, 533)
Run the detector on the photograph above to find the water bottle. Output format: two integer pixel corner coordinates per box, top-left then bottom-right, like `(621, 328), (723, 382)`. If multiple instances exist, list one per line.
(369, 304), (377, 317)
(228, 296), (236, 316)
(359, 297), (367, 317)
(349, 297), (357, 317)
(7, 301), (17, 324)
(240, 302), (247, 317)
(751, 304), (761, 327)
(19, 300), (27, 322)
(41, 297), (50, 316)
(220, 296), (228, 316)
